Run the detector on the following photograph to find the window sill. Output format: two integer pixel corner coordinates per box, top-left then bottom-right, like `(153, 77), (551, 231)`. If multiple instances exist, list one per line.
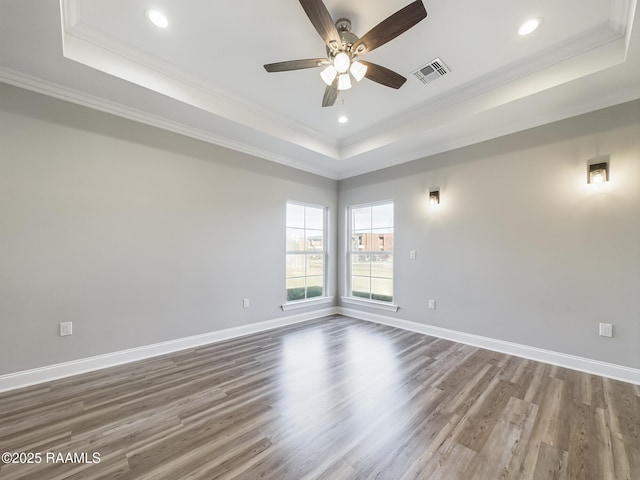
(340, 296), (400, 312)
(281, 296), (333, 311)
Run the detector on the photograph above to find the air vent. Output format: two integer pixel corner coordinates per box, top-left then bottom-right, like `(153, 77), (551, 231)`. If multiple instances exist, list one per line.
(413, 58), (450, 84)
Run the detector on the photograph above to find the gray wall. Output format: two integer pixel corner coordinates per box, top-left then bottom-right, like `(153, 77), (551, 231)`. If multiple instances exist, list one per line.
(0, 83), (337, 375)
(339, 100), (640, 369)
(2, 81), (639, 376)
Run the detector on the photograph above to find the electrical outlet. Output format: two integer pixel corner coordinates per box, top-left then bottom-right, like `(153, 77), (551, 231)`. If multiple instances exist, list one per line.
(243, 298), (250, 308)
(59, 322), (73, 336)
(428, 299), (436, 310)
(410, 250), (416, 260)
(599, 323), (612, 337)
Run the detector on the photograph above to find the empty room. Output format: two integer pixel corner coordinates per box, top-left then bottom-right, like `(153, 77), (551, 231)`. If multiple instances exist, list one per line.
(1, 1), (639, 479)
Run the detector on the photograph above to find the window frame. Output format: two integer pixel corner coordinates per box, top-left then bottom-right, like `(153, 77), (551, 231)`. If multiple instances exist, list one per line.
(346, 200), (395, 306)
(284, 201), (329, 305)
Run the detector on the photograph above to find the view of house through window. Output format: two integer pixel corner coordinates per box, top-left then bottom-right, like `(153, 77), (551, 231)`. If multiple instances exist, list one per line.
(349, 202), (394, 302)
(286, 202), (326, 302)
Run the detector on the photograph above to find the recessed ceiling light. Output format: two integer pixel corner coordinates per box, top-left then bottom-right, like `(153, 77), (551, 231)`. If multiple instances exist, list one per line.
(518, 18), (541, 36)
(145, 9), (168, 28)
(338, 116), (348, 124)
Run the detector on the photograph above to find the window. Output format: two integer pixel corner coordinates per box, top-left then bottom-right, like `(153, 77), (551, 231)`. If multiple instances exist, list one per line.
(348, 202), (394, 302)
(286, 202), (327, 302)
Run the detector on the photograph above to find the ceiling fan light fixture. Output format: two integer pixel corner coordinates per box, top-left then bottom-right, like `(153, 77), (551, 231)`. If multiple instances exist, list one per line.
(262, 0), (428, 107)
(337, 73), (352, 90)
(333, 52), (351, 73)
(320, 65), (338, 85)
(350, 61), (367, 82)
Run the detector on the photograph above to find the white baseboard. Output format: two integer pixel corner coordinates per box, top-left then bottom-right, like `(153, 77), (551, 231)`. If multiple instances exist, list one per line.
(0, 307), (339, 393)
(3, 306), (637, 393)
(338, 307), (640, 385)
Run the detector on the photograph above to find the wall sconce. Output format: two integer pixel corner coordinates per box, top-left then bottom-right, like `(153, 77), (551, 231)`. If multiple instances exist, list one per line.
(429, 189), (440, 205)
(588, 159), (609, 184)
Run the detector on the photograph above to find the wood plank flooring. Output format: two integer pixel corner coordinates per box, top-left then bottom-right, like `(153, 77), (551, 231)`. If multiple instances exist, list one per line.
(0, 315), (638, 479)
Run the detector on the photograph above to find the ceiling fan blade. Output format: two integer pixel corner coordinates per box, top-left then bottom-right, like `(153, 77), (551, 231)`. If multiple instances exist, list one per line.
(322, 79), (338, 107)
(360, 61), (407, 89)
(352, 0), (427, 54)
(264, 58), (329, 72)
(299, 0), (341, 49)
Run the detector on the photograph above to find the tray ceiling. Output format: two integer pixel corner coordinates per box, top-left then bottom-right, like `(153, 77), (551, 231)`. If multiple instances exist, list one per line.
(1, 0), (639, 178)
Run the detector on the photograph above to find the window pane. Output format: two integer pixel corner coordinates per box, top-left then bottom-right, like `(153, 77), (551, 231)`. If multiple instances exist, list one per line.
(371, 254), (393, 278)
(351, 275), (370, 299)
(286, 228), (305, 251)
(306, 229), (324, 251)
(353, 234), (366, 251)
(351, 254), (371, 277)
(286, 254), (305, 278)
(286, 277), (306, 301)
(306, 276), (323, 298)
(358, 234), (371, 251)
(371, 234), (385, 252)
(307, 254), (324, 276)
(305, 207), (323, 230)
(370, 231), (393, 252)
(371, 277), (393, 302)
(286, 203), (305, 228)
(372, 203), (393, 229)
(352, 207), (371, 232)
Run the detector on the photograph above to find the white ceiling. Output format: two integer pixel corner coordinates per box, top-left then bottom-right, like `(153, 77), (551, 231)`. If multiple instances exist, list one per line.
(1, 0), (639, 179)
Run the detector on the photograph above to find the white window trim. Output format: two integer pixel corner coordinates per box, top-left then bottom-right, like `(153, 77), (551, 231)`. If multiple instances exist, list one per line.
(340, 296), (399, 312)
(281, 296), (333, 311)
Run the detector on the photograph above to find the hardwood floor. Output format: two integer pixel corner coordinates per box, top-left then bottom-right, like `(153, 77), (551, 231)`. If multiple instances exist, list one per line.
(0, 315), (638, 479)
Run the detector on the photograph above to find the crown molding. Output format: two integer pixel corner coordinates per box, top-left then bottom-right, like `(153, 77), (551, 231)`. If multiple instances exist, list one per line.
(610, 0), (634, 32)
(337, 81), (640, 179)
(60, 0), (339, 160)
(341, 22), (625, 154)
(0, 67), (339, 180)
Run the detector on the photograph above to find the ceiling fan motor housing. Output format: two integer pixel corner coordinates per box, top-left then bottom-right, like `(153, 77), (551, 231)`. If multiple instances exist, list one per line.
(327, 18), (360, 58)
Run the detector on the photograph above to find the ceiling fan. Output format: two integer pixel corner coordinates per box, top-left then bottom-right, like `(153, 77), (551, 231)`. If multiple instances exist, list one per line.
(264, 0), (428, 107)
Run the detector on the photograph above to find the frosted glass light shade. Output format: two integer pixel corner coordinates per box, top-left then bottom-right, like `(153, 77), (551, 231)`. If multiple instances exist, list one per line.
(590, 170), (606, 184)
(333, 52), (351, 73)
(320, 65), (337, 86)
(588, 162), (609, 184)
(337, 73), (352, 90)
(350, 61), (367, 81)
